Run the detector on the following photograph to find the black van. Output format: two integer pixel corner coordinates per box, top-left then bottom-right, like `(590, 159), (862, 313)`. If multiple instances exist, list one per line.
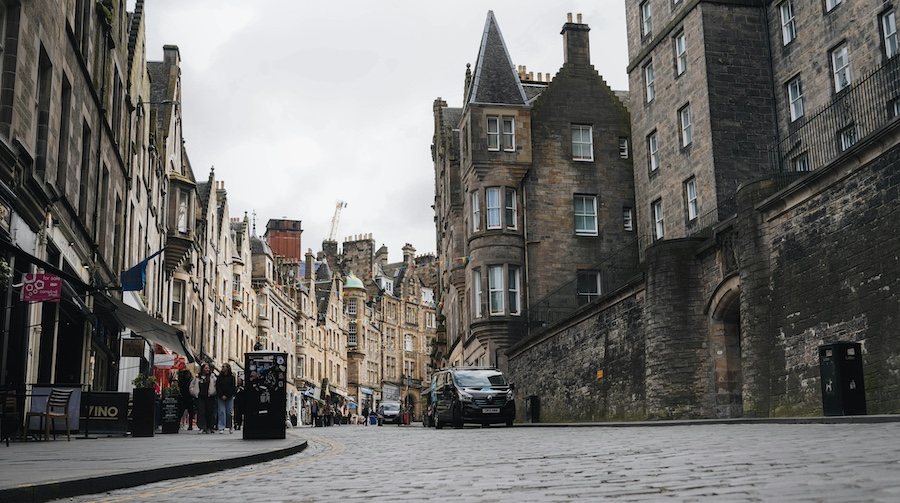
(428, 367), (515, 428)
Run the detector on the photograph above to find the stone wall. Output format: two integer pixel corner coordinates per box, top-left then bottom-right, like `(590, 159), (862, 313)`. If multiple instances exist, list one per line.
(508, 140), (900, 422)
(754, 142), (900, 416)
(508, 280), (646, 422)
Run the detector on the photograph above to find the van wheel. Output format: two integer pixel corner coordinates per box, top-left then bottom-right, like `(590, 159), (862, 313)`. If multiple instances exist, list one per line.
(452, 404), (464, 429)
(506, 419), (514, 426)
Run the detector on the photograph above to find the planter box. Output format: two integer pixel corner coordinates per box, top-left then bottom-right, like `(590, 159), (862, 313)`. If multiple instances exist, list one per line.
(130, 388), (156, 437)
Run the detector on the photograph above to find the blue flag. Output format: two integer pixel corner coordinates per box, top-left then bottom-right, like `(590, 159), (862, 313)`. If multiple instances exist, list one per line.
(121, 247), (166, 291)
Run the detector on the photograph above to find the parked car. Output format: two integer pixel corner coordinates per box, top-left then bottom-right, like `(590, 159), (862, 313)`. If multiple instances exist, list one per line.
(378, 401), (403, 425)
(430, 367), (515, 429)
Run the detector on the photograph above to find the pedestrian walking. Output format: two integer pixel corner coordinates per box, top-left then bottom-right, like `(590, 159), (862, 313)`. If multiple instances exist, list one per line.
(377, 403), (385, 426)
(289, 406), (298, 427)
(362, 405), (370, 426)
(310, 400), (319, 427)
(233, 378), (245, 431)
(189, 363), (217, 433)
(216, 363), (236, 433)
(176, 369), (195, 430)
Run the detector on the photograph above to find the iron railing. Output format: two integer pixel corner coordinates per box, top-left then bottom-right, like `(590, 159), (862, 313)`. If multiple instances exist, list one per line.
(770, 57), (900, 173)
(525, 236), (642, 336)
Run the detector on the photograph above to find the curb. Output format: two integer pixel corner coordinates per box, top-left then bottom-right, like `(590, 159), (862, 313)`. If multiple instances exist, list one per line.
(0, 439), (308, 503)
(513, 414), (900, 427)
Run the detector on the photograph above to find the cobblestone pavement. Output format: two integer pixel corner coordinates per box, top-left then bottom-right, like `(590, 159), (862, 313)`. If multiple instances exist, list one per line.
(54, 422), (900, 502)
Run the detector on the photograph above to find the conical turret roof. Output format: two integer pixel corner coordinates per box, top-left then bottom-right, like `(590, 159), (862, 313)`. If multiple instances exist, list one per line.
(466, 11), (527, 107)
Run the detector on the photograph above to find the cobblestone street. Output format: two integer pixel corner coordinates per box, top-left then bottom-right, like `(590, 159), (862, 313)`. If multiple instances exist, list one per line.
(54, 422), (900, 502)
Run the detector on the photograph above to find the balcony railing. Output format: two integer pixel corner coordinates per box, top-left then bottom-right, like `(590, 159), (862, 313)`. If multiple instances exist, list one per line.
(770, 57), (900, 174)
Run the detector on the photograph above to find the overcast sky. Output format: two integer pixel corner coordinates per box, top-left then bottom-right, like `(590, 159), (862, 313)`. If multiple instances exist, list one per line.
(134, 0), (629, 261)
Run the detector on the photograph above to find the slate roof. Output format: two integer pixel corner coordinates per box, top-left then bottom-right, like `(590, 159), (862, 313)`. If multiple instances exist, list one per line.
(147, 61), (168, 131)
(467, 11), (527, 107)
(250, 236), (272, 256)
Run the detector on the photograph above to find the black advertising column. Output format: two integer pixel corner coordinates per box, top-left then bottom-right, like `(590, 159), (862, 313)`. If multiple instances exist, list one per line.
(819, 342), (866, 416)
(243, 351), (287, 439)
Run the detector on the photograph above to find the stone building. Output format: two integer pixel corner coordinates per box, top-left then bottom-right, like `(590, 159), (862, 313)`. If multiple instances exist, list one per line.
(228, 213), (257, 373)
(329, 235), (438, 419)
(0, 0), (160, 390)
(502, 3), (899, 421)
(432, 11), (636, 372)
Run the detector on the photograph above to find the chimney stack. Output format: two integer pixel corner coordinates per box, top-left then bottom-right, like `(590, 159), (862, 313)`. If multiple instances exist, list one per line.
(561, 13), (590, 66)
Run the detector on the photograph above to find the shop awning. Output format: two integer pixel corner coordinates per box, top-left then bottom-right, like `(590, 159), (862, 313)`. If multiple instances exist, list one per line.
(93, 293), (196, 362)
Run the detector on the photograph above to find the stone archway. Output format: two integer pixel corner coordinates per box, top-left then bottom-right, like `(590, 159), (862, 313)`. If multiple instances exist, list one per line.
(707, 275), (742, 418)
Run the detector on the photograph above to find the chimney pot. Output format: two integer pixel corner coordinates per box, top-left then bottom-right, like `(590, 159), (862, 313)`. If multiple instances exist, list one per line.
(567, 13), (572, 22)
(577, 13), (582, 24)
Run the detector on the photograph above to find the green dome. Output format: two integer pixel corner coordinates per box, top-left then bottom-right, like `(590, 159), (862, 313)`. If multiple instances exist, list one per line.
(344, 272), (365, 290)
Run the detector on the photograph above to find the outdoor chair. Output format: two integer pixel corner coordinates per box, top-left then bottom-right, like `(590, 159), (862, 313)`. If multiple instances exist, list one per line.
(23, 388), (74, 441)
(1, 388), (22, 446)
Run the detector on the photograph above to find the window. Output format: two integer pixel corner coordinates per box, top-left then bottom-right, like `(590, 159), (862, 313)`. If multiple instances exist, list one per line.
(572, 125), (593, 161)
(347, 297), (357, 317)
(486, 187), (501, 229)
(171, 280), (185, 324)
(35, 47), (52, 175)
(840, 126), (857, 151)
(471, 191), (481, 232)
(502, 117), (515, 151)
(348, 324), (357, 346)
(57, 76), (72, 191)
(641, 1), (652, 36)
(577, 272), (601, 305)
(508, 266), (520, 315)
(780, 1), (796, 45)
(404, 334), (414, 352)
(505, 188), (517, 229)
(487, 116), (515, 151)
(644, 62), (655, 103)
(679, 106), (693, 147)
(623, 207), (634, 231)
(488, 265), (504, 316)
(473, 269), (482, 318)
(675, 31), (687, 75)
(619, 137), (629, 159)
(788, 77), (804, 122)
(792, 152), (809, 172)
(648, 131), (660, 172)
(176, 188), (190, 234)
(883, 10), (898, 59)
(825, 0), (841, 12)
(487, 117), (499, 150)
(891, 98), (900, 118)
(831, 44), (850, 92)
(406, 306), (416, 324)
(685, 178), (698, 221)
(574, 195), (598, 236)
(652, 199), (664, 240)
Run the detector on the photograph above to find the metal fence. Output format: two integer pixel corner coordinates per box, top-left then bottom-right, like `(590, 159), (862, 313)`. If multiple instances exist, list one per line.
(770, 57), (900, 173)
(525, 236), (642, 336)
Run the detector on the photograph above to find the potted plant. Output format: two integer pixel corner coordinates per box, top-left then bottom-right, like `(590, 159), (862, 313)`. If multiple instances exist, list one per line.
(131, 374), (157, 437)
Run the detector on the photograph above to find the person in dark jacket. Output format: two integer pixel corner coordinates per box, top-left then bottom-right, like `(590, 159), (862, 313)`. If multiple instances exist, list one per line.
(176, 369), (195, 430)
(190, 363), (216, 433)
(233, 378), (244, 431)
(216, 363), (236, 433)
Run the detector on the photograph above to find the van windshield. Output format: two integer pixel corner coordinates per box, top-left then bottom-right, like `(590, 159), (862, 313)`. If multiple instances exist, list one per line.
(453, 370), (508, 387)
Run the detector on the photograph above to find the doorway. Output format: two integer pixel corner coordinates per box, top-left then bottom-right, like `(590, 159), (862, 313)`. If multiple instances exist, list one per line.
(709, 276), (742, 418)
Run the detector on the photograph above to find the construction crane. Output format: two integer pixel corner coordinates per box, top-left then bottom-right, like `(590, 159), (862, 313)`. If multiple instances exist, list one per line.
(327, 200), (347, 242)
